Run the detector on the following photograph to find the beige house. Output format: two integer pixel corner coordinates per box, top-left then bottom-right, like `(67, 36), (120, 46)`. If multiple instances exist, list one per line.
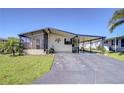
(19, 27), (105, 55)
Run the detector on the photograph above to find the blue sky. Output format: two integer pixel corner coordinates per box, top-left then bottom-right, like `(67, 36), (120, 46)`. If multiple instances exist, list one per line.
(0, 8), (124, 38)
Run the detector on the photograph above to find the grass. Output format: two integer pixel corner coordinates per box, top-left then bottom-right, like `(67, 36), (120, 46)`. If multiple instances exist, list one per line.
(105, 52), (124, 62)
(82, 48), (124, 62)
(0, 54), (53, 84)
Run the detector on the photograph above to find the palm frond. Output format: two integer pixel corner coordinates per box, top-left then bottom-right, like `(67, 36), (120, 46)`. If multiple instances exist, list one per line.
(108, 9), (124, 33)
(110, 13), (124, 23)
(108, 9), (124, 24)
(113, 9), (124, 15)
(109, 19), (124, 33)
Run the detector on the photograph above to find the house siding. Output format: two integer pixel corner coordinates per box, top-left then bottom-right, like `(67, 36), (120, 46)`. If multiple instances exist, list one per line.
(48, 33), (72, 52)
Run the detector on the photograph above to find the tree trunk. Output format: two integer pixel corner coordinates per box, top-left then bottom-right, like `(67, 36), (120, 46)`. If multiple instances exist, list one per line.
(12, 49), (15, 56)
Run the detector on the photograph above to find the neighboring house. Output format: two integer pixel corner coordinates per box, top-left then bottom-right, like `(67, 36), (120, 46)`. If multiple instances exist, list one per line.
(104, 35), (124, 52)
(82, 35), (124, 52)
(19, 27), (105, 55)
(0, 38), (7, 43)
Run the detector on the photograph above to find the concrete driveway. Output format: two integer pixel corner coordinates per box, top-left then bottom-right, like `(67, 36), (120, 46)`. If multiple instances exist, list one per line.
(32, 53), (124, 84)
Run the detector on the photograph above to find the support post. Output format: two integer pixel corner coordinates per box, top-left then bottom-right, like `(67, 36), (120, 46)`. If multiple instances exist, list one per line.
(30, 38), (32, 49)
(83, 41), (84, 52)
(25, 37), (27, 49)
(90, 40), (91, 52)
(101, 38), (104, 49)
(78, 38), (79, 53)
(115, 38), (117, 52)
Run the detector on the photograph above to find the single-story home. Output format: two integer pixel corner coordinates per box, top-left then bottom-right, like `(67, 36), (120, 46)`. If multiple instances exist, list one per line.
(82, 35), (124, 52)
(19, 27), (105, 55)
(104, 35), (124, 52)
(0, 38), (7, 42)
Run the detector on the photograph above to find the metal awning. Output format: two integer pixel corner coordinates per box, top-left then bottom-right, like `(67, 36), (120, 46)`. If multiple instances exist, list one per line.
(78, 34), (105, 42)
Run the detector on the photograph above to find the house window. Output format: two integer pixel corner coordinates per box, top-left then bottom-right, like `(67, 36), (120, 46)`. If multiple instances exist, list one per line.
(105, 41), (108, 44)
(36, 39), (40, 49)
(111, 39), (118, 45)
(111, 40), (114, 45)
(64, 38), (72, 45)
(121, 39), (124, 47)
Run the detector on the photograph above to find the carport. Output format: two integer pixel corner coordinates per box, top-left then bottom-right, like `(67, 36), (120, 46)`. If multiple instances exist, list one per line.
(78, 34), (105, 52)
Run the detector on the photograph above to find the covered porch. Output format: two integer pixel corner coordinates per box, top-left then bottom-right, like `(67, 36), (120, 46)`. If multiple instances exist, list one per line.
(18, 28), (49, 55)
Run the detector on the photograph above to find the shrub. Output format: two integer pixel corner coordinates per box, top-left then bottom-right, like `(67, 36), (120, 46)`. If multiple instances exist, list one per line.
(96, 45), (106, 54)
(49, 48), (55, 54)
(0, 42), (5, 54)
(1, 37), (24, 56)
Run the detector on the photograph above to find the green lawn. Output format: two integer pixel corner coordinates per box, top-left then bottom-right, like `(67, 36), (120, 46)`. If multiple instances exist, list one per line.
(105, 52), (124, 62)
(0, 55), (53, 84)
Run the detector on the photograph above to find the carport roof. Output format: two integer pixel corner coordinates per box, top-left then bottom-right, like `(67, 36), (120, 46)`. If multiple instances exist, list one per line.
(19, 27), (105, 42)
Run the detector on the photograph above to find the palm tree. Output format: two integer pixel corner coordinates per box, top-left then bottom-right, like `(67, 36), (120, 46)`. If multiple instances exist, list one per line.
(108, 9), (124, 33)
(5, 37), (20, 56)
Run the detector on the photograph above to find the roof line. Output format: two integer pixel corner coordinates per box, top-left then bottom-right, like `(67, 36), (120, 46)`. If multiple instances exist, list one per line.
(80, 37), (104, 43)
(19, 27), (48, 36)
(19, 27), (105, 38)
(106, 35), (124, 40)
(49, 27), (77, 35)
(49, 27), (105, 38)
(77, 34), (105, 38)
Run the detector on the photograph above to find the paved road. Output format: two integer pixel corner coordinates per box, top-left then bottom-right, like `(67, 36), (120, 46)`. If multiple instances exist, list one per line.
(32, 53), (124, 84)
